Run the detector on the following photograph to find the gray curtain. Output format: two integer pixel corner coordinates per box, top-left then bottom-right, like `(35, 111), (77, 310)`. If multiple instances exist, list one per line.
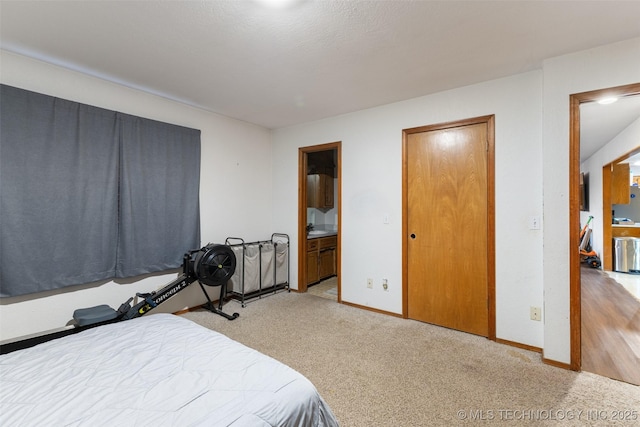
(0, 85), (201, 297)
(1, 85), (119, 296)
(116, 113), (201, 277)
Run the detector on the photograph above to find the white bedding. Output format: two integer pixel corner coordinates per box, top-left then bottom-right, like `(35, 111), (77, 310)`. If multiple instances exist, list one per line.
(0, 314), (338, 426)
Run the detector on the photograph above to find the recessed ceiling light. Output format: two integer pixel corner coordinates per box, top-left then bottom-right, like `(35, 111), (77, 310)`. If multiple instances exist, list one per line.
(254, 0), (300, 8)
(597, 97), (618, 105)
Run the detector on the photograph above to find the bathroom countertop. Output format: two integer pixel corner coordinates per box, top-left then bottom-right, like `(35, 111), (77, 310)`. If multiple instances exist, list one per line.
(306, 224), (337, 238)
(306, 230), (337, 239)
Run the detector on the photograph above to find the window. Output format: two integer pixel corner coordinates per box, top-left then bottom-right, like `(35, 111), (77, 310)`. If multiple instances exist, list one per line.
(0, 85), (201, 297)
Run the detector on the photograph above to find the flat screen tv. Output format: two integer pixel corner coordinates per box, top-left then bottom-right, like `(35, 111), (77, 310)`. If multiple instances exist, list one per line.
(580, 172), (589, 211)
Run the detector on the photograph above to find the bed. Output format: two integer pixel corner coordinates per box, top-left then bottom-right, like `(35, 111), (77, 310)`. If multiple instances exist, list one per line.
(0, 314), (339, 426)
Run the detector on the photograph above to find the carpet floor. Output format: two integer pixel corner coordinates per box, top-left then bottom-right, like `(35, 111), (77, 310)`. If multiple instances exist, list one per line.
(182, 291), (639, 426)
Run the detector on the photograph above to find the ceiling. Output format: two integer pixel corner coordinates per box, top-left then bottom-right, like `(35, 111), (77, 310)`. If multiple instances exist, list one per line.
(581, 94), (640, 163)
(1, 1), (640, 132)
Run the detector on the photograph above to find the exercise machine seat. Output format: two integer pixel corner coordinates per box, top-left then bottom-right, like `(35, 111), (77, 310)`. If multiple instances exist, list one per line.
(73, 305), (118, 327)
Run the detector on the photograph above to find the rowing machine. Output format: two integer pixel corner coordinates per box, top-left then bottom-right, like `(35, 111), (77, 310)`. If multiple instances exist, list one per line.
(73, 243), (238, 328)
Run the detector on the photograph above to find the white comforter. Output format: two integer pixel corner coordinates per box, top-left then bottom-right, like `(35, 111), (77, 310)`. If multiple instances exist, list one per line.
(0, 314), (338, 426)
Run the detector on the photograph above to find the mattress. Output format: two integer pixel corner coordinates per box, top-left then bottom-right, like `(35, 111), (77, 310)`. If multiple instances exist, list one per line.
(0, 314), (339, 426)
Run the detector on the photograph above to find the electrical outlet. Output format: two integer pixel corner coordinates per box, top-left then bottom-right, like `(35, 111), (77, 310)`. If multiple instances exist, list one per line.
(382, 278), (388, 291)
(367, 278), (373, 289)
(530, 306), (541, 321)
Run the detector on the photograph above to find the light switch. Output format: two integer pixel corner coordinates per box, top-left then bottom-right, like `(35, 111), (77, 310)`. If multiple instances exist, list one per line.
(529, 216), (541, 230)
(383, 213), (390, 224)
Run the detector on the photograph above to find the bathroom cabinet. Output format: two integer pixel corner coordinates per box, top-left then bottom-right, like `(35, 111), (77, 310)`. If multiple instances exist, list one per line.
(306, 235), (336, 285)
(307, 173), (334, 209)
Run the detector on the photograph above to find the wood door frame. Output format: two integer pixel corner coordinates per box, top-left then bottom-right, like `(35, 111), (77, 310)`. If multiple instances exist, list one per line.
(602, 150), (640, 271)
(298, 142), (341, 297)
(402, 115), (496, 340)
(569, 82), (640, 371)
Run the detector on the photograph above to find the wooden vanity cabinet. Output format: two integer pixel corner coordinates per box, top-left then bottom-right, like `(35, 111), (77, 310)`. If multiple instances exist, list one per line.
(318, 237), (336, 280)
(306, 239), (319, 284)
(306, 235), (337, 285)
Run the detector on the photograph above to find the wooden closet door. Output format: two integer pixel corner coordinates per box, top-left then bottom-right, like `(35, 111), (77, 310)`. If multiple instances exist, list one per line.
(406, 121), (489, 336)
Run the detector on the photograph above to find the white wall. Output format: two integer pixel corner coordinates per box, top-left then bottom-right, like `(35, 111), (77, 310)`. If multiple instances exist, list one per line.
(272, 71), (545, 348)
(581, 116), (640, 259)
(0, 51), (272, 341)
(542, 37), (640, 363)
(4, 37), (639, 361)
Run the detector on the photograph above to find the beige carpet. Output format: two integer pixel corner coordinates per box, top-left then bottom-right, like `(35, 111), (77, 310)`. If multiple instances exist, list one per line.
(182, 292), (639, 426)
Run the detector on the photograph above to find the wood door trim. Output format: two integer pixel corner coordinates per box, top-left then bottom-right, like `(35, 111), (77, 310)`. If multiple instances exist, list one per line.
(402, 115), (496, 340)
(601, 154), (640, 271)
(298, 142), (341, 299)
(602, 164), (613, 271)
(569, 82), (640, 371)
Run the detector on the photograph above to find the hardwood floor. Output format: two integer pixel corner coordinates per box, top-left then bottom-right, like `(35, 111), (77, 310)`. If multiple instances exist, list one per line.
(581, 266), (640, 385)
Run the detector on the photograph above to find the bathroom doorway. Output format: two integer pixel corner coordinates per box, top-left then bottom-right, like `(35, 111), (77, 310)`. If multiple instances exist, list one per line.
(298, 142), (341, 301)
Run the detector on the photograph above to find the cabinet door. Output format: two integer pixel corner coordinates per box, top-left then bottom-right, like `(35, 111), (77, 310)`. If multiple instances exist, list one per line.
(322, 174), (334, 208)
(307, 174), (319, 207)
(307, 251), (319, 284)
(318, 248), (335, 279)
(307, 173), (334, 209)
(612, 162), (630, 205)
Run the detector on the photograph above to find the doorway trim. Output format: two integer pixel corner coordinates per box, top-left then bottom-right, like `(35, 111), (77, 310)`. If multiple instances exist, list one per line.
(569, 82), (640, 371)
(298, 142), (341, 296)
(602, 149), (640, 271)
(401, 115), (496, 340)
